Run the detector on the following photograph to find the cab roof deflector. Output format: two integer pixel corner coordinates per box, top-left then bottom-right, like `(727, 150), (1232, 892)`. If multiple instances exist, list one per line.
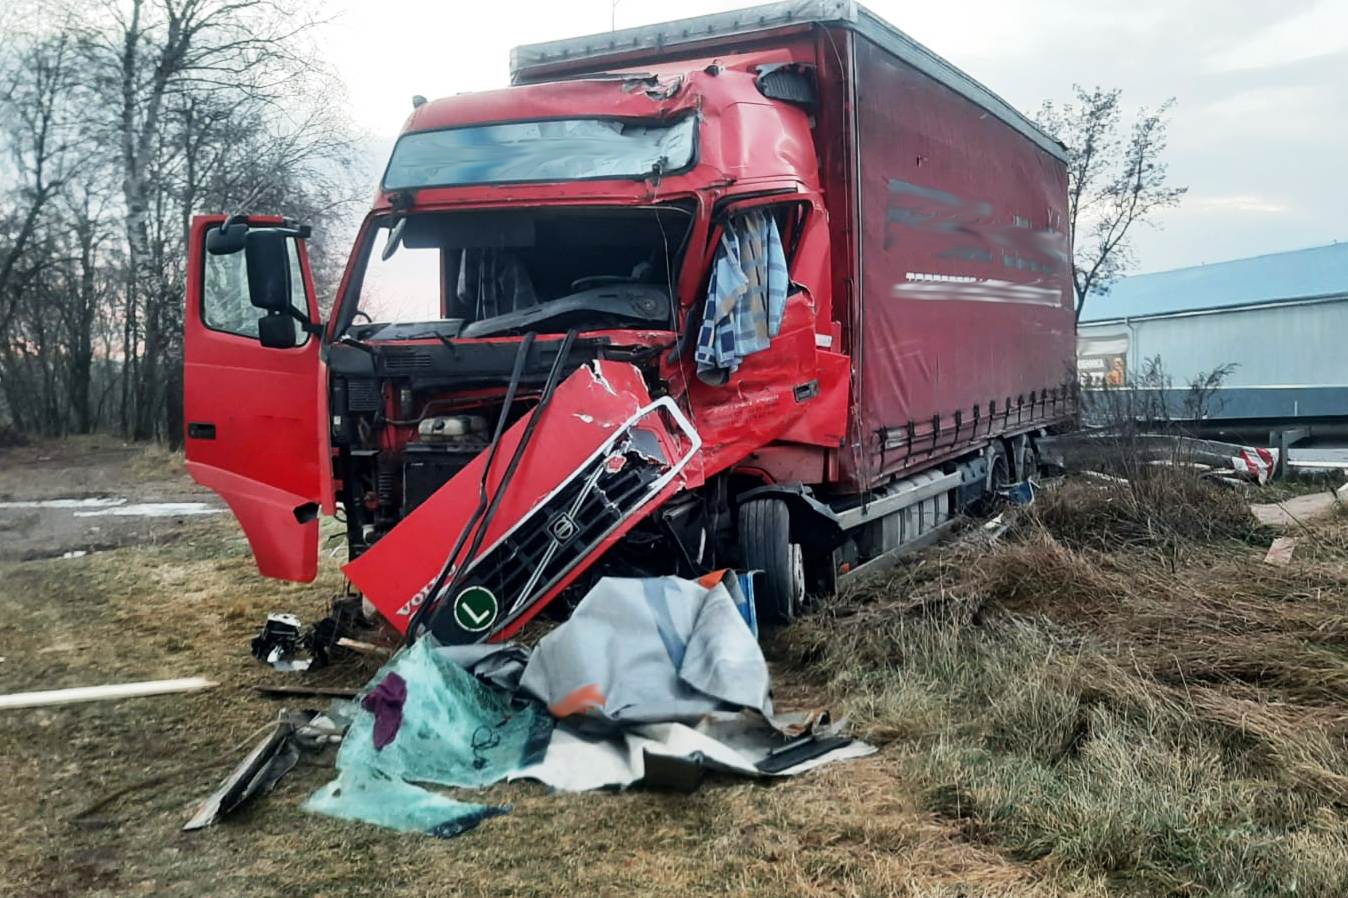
(509, 0), (1066, 162)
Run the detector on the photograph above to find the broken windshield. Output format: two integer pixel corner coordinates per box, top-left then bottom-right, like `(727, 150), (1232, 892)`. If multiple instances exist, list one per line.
(347, 205), (693, 339)
(382, 116), (697, 190)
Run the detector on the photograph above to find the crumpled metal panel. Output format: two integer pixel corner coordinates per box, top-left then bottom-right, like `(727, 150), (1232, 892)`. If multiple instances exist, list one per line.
(344, 361), (698, 641)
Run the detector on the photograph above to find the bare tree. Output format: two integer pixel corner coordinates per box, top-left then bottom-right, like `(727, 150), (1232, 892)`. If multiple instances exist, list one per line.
(0, 2), (362, 440)
(58, 184), (115, 433)
(1036, 86), (1186, 322)
(0, 30), (80, 335)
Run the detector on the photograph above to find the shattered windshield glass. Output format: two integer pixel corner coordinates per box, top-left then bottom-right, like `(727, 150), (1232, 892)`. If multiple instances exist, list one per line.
(349, 205), (692, 338)
(382, 116), (697, 190)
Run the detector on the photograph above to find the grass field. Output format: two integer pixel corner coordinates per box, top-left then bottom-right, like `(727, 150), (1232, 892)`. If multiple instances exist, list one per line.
(2, 441), (1346, 897)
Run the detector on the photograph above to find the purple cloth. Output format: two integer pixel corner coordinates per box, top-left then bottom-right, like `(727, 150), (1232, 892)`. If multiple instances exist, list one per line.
(362, 672), (407, 751)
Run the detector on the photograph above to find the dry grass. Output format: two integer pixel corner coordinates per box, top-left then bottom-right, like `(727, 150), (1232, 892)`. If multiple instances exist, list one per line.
(0, 483), (1062, 896)
(1246, 468), (1347, 505)
(6, 443), (1348, 896)
(779, 468), (1348, 897)
(1027, 472), (1262, 553)
(0, 436), (194, 501)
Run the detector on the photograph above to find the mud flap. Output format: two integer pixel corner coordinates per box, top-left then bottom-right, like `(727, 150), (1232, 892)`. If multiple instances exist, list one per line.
(343, 361), (700, 643)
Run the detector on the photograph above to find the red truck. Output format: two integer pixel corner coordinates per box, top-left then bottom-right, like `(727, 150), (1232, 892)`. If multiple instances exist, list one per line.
(183, 1), (1076, 644)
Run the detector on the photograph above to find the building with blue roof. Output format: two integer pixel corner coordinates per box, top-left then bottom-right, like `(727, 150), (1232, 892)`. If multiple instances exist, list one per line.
(1077, 242), (1348, 420)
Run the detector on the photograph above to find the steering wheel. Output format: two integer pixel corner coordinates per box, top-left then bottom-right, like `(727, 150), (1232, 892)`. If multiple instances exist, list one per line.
(570, 274), (636, 291)
(352, 310), (373, 324)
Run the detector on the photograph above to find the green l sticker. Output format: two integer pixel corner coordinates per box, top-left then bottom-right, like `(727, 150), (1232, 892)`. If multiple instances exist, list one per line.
(453, 585), (499, 633)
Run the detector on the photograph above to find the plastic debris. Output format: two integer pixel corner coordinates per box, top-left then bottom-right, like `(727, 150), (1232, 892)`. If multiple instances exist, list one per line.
(1000, 480), (1035, 506)
(305, 574), (873, 835)
(1231, 447), (1279, 484)
(1263, 536), (1298, 566)
(1080, 470), (1129, 485)
(455, 574), (875, 792)
(335, 638), (550, 788)
(250, 613), (313, 672)
(184, 711), (313, 831)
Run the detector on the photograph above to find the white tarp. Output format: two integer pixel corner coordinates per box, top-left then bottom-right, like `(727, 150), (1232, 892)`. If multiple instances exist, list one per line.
(443, 573), (875, 793)
(517, 574), (772, 730)
(511, 713), (876, 792)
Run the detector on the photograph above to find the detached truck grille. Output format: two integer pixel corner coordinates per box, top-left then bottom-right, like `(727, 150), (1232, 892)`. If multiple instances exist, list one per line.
(427, 399), (699, 645)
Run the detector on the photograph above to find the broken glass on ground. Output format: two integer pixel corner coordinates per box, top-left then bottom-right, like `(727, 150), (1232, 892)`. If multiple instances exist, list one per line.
(301, 636), (550, 837)
(304, 768), (510, 838)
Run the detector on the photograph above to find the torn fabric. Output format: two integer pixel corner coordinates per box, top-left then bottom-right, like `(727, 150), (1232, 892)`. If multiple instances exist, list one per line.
(694, 209), (788, 384)
(440, 643), (531, 693)
(362, 672), (407, 750)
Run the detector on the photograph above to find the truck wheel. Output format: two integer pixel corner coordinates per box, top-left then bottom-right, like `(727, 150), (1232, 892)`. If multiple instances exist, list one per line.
(975, 448), (1010, 514)
(738, 498), (805, 625)
(990, 446), (1010, 492)
(1022, 443), (1041, 481)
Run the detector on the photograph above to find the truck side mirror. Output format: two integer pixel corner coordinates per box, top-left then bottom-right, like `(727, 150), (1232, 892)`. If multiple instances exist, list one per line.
(206, 220), (248, 255)
(258, 311), (299, 349)
(244, 231), (292, 312)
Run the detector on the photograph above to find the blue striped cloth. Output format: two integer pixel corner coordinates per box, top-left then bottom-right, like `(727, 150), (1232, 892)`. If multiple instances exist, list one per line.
(694, 210), (788, 384)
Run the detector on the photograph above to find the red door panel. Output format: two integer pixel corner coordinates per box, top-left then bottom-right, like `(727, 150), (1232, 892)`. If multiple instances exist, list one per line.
(183, 214), (326, 581)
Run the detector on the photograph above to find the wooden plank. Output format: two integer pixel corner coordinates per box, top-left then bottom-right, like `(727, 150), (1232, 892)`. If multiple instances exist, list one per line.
(0, 677), (217, 710)
(336, 637), (393, 657)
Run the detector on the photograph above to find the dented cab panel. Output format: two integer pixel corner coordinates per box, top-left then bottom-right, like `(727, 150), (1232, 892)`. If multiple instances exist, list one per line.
(343, 361), (699, 642)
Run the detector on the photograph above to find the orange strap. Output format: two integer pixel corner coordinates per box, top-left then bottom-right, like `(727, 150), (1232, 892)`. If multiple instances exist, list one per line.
(548, 682), (606, 718)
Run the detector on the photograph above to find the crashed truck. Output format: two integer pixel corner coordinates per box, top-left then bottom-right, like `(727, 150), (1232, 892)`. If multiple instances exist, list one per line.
(182, 1), (1077, 646)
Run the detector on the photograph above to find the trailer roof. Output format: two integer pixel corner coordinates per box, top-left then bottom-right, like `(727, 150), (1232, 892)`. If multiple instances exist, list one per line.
(1079, 242), (1348, 325)
(510, 1), (1066, 162)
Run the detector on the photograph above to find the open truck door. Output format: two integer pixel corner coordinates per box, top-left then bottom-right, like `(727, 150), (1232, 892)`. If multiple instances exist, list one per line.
(184, 214), (327, 582)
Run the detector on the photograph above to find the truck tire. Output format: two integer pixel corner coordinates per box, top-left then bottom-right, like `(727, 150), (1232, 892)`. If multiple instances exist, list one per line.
(739, 497), (805, 625)
(975, 447), (1010, 514)
(990, 449), (1010, 493)
(1022, 442), (1041, 481)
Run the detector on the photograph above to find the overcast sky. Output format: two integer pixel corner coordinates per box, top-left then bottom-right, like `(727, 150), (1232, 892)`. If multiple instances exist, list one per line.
(316, 0), (1348, 275)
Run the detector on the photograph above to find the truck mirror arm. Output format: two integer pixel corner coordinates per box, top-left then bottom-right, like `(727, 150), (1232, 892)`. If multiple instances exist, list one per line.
(206, 214), (312, 256)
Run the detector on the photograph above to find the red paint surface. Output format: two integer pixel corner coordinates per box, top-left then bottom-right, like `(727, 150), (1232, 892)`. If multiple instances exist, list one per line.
(342, 361), (688, 635)
(843, 34), (1077, 485)
(515, 26), (1077, 491)
(183, 214), (325, 581)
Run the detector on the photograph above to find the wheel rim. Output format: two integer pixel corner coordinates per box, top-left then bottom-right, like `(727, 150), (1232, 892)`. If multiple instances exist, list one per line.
(992, 456), (1009, 493)
(789, 543), (806, 613)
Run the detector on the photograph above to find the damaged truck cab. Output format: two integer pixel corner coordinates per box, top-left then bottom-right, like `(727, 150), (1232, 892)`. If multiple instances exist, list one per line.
(183, 2), (1077, 644)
